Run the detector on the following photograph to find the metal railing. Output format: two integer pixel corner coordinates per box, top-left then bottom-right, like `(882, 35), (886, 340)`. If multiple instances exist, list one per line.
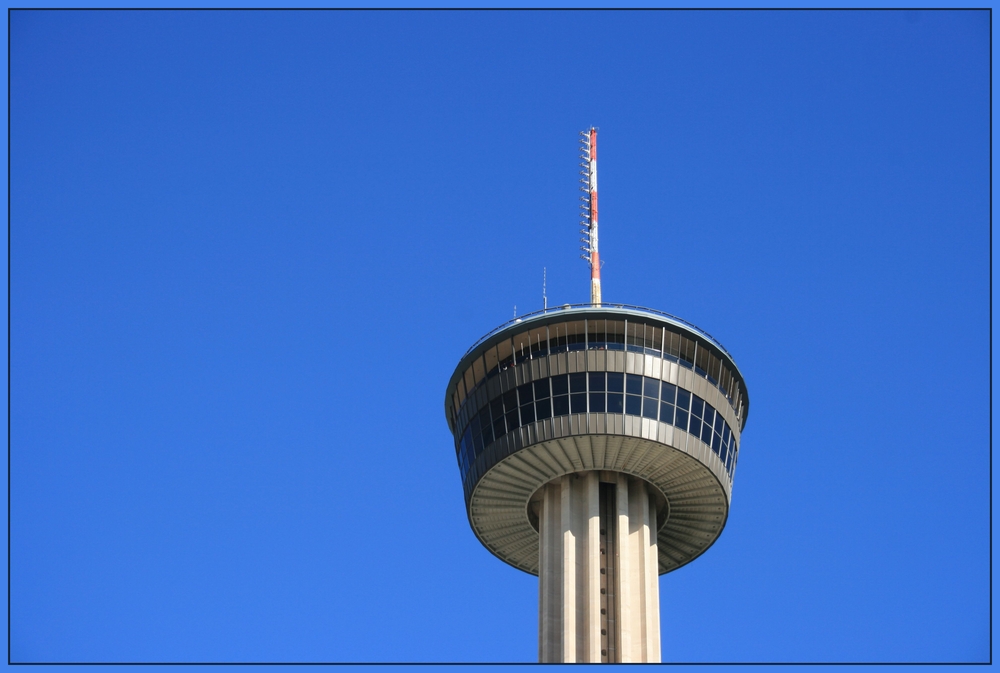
(460, 303), (734, 362)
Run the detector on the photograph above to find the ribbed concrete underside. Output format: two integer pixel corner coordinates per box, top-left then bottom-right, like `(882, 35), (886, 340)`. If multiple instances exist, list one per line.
(469, 434), (727, 575)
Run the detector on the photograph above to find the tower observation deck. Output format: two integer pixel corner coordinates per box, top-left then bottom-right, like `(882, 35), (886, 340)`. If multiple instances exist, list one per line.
(443, 131), (750, 663)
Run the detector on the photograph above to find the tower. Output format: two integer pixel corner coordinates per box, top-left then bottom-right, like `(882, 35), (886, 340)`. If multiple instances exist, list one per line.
(443, 129), (749, 662)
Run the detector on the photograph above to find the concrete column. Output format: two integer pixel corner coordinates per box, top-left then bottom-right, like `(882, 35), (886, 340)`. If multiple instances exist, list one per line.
(538, 471), (661, 663)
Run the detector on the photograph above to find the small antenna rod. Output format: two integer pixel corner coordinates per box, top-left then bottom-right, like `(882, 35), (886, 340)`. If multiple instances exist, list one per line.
(579, 127), (601, 305)
(543, 267), (548, 310)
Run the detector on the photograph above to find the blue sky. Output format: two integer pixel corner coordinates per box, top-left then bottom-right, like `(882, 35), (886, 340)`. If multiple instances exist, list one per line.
(9, 9), (990, 665)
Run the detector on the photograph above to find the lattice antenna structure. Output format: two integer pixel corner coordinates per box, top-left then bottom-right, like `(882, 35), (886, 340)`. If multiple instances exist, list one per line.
(579, 127), (601, 305)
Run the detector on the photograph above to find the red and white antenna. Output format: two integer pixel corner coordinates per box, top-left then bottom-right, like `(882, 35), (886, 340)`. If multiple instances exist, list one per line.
(579, 127), (601, 305)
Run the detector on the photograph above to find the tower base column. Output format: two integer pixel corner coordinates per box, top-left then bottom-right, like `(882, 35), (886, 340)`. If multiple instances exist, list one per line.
(537, 471), (661, 663)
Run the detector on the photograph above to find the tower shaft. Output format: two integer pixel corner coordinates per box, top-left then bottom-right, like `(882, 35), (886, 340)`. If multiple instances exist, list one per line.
(538, 471), (661, 663)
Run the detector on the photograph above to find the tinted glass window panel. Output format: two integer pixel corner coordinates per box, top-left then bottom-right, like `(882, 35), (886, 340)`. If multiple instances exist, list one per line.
(587, 319), (603, 348)
(701, 422), (713, 444)
(464, 367), (476, 397)
(530, 327), (549, 357)
(496, 338), (514, 372)
(711, 431), (721, 454)
(566, 320), (586, 351)
(646, 325), (662, 354)
(665, 330), (681, 358)
(549, 323), (567, 353)
(536, 398), (552, 420)
(534, 379), (550, 399)
(679, 336), (696, 368)
(571, 393), (587, 414)
(473, 432), (484, 455)
(520, 404), (535, 424)
(506, 409), (520, 431)
(675, 408), (688, 431)
(691, 396), (705, 419)
(493, 415), (506, 438)
(643, 377), (660, 398)
(553, 395), (570, 416)
(471, 414), (482, 436)
(608, 321), (626, 348)
(551, 374), (569, 396)
(661, 383), (676, 404)
(513, 331), (532, 364)
(503, 390), (518, 412)
(484, 346), (500, 377)
(589, 392), (606, 412)
(490, 398), (504, 418)
(589, 372), (606, 391)
(570, 372), (587, 393)
(714, 413), (724, 433)
(517, 383), (534, 404)
(660, 402), (674, 425)
(702, 406), (714, 426)
(687, 416), (699, 437)
(723, 424), (731, 444)
(472, 356), (486, 385)
(677, 388), (691, 410)
(626, 395), (642, 415)
(642, 397), (658, 419)
(626, 321), (643, 350)
(608, 393), (624, 413)
(607, 372), (624, 392)
(625, 374), (642, 395)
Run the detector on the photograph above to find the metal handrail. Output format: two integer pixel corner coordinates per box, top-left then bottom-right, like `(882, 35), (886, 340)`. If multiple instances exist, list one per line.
(460, 303), (735, 362)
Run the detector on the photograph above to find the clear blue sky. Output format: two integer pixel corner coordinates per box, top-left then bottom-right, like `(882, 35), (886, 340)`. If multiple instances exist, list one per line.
(9, 9), (990, 664)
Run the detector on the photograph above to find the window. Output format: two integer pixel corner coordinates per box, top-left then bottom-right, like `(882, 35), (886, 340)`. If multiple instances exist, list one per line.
(513, 331), (532, 365)
(625, 374), (642, 395)
(534, 379), (550, 400)
(607, 321), (625, 350)
(497, 338), (514, 372)
(587, 319), (606, 349)
(589, 372), (606, 391)
(455, 371), (739, 482)
(607, 372), (624, 393)
(691, 396), (705, 420)
(529, 326), (548, 358)
(536, 397), (552, 420)
(626, 321), (644, 352)
(566, 320), (586, 351)
(679, 336), (696, 369)
(642, 395), (658, 419)
(484, 346), (500, 378)
(643, 377), (660, 398)
(472, 355), (486, 386)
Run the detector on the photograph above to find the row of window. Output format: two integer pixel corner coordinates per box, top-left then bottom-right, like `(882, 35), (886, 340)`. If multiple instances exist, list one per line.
(456, 373), (739, 483)
(452, 318), (744, 424)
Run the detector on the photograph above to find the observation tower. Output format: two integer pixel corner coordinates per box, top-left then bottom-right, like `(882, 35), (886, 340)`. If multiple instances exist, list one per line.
(443, 129), (749, 663)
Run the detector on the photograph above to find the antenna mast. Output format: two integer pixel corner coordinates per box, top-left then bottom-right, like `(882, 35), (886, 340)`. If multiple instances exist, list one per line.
(579, 127), (601, 305)
(543, 267), (548, 310)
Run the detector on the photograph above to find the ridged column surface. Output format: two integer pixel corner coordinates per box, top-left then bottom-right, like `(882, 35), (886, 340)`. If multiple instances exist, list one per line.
(538, 471), (661, 663)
